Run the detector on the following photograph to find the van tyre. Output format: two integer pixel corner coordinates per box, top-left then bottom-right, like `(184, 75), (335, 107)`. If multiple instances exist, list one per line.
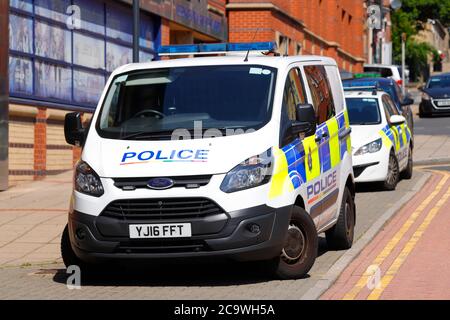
(401, 146), (413, 180)
(61, 224), (90, 271)
(325, 187), (355, 250)
(269, 206), (318, 280)
(383, 150), (399, 190)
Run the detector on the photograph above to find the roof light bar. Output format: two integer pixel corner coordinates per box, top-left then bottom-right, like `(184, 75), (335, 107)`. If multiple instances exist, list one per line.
(158, 42), (277, 56)
(343, 80), (379, 91)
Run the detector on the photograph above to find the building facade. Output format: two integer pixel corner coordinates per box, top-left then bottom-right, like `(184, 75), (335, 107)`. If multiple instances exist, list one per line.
(1, 0), (227, 189)
(415, 19), (450, 75)
(227, 0), (366, 72)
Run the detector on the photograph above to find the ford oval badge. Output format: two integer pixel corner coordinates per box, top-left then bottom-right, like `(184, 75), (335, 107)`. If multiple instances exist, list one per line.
(147, 178), (175, 190)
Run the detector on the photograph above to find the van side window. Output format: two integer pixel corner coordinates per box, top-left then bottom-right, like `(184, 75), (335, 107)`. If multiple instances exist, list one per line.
(280, 68), (307, 147)
(304, 65), (336, 124)
(283, 68), (307, 120)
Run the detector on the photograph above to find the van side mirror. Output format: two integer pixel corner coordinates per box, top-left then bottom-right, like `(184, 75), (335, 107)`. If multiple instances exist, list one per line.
(291, 103), (317, 136)
(64, 112), (85, 146)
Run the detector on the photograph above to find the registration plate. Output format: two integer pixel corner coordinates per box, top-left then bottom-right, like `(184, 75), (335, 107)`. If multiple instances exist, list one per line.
(437, 99), (450, 106)
(129, 223), (192, 239)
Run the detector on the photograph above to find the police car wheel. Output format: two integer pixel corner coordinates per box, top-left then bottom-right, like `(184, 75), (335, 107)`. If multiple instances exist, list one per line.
(384, 151), (399, 191)
(401, 146), (413, 180)
(325, 187), (355, 250)
(272, 206), (318, 280)
(61, 224), (91, 272)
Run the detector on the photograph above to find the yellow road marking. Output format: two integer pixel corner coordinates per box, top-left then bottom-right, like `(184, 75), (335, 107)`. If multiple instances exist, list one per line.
(368, 183), (450, 299)
(343, 173), (449, 300)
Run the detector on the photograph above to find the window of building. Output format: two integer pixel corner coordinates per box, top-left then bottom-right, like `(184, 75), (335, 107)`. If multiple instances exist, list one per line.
(304, 65), (336, 124)
(8, 0), (160, 110)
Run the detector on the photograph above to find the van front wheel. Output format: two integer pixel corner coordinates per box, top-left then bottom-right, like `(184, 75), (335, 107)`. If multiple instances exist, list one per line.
(270, 206), (318, 280)
(61, 224), (90, 271)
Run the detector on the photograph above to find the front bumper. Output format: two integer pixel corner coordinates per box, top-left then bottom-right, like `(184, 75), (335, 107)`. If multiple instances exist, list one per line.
(420, 99), (450, 115)
(352, 150), (388, 183)
(68, 204), (292, 264)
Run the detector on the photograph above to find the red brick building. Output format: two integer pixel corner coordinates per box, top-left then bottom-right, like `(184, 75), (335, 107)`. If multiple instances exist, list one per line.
(227, 0), (366, 72)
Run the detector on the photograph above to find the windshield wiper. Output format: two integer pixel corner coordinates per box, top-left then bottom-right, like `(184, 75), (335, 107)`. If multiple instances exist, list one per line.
(120, 130), (175, 140)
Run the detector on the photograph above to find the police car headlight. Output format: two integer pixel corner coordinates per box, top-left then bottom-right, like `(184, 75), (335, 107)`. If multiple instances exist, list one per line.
(74, 161), (104, 197)
(220, 149), (272, 193)
(355, 138), (382, 156)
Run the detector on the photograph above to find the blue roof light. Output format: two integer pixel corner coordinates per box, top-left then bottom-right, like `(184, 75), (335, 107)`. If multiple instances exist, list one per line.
(227, 42), (277, 52)
(158, 42), (277, 56)
(199, 43), (228, 52)
(158, 44), (199, 55)
(343, 80), (379, 91)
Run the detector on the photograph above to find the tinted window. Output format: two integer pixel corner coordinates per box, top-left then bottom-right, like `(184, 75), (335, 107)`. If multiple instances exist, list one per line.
(364, 66), (393, 77)
(427, 77), (450, 89)
(346, 98), (381, 125)
(304, 65), (335, 124)
(97, 65), (277, 139)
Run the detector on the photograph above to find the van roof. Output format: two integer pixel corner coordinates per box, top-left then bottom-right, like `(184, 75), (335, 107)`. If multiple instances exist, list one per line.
(112, 55), (338, 76)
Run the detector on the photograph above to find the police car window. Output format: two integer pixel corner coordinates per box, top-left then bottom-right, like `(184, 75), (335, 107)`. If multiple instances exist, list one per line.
(384, 96), (399, 116)
(304, 65), (336, 124)
(346, 98), (381, 125)
(96, 65), (277, 140)
(382, 96), (397, 119)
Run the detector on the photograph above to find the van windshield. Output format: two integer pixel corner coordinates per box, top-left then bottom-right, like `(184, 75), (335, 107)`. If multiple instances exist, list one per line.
(96, 65), (277, 140)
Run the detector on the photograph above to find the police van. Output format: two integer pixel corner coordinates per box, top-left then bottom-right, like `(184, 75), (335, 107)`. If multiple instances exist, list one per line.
(62, 42), (356, 279)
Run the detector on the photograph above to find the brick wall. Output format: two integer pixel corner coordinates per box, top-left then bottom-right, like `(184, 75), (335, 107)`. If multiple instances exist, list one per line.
(227, 0), (366, 71)
(8, 104), (92, 186)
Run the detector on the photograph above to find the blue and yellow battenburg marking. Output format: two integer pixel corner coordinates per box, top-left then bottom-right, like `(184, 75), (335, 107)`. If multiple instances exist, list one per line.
(269, 110), (351, 199)
(379, 123), (411, 152)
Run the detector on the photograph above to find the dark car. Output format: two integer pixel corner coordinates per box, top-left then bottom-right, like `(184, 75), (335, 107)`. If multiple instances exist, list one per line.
(343, 77), (415, 133)
(418, 73), (450, 117)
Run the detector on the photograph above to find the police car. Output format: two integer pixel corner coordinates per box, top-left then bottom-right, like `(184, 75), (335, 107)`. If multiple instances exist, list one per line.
(344, 89), (413, 190)
(62, 42), (356, 279)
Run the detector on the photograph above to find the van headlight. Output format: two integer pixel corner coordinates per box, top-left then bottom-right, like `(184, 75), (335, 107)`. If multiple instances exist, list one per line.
(354, 138), (382, 156)
(220, 149), (273, 193)
(74, 161), (104, 197)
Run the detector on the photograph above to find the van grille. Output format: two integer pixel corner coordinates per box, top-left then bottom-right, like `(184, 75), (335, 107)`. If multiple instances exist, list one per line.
(113, 175), (212, 190)
(101, 198), (224, 220)
(115, 239), (208, 253)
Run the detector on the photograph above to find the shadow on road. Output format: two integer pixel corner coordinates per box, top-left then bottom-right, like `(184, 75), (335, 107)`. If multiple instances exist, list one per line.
(355, 182), (389, 193)
(50, 239), (341, 287)
(51, 257), (315, 287)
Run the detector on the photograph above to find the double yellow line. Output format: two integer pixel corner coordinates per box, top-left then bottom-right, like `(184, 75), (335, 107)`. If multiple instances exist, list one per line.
(343, 171), (450, 300)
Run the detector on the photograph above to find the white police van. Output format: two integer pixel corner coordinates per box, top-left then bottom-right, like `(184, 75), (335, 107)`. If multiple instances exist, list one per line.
(62, 42), (356, 279)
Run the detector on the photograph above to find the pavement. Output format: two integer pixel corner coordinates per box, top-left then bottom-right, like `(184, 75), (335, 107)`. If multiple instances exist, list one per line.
(322, 166), (450, 300)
